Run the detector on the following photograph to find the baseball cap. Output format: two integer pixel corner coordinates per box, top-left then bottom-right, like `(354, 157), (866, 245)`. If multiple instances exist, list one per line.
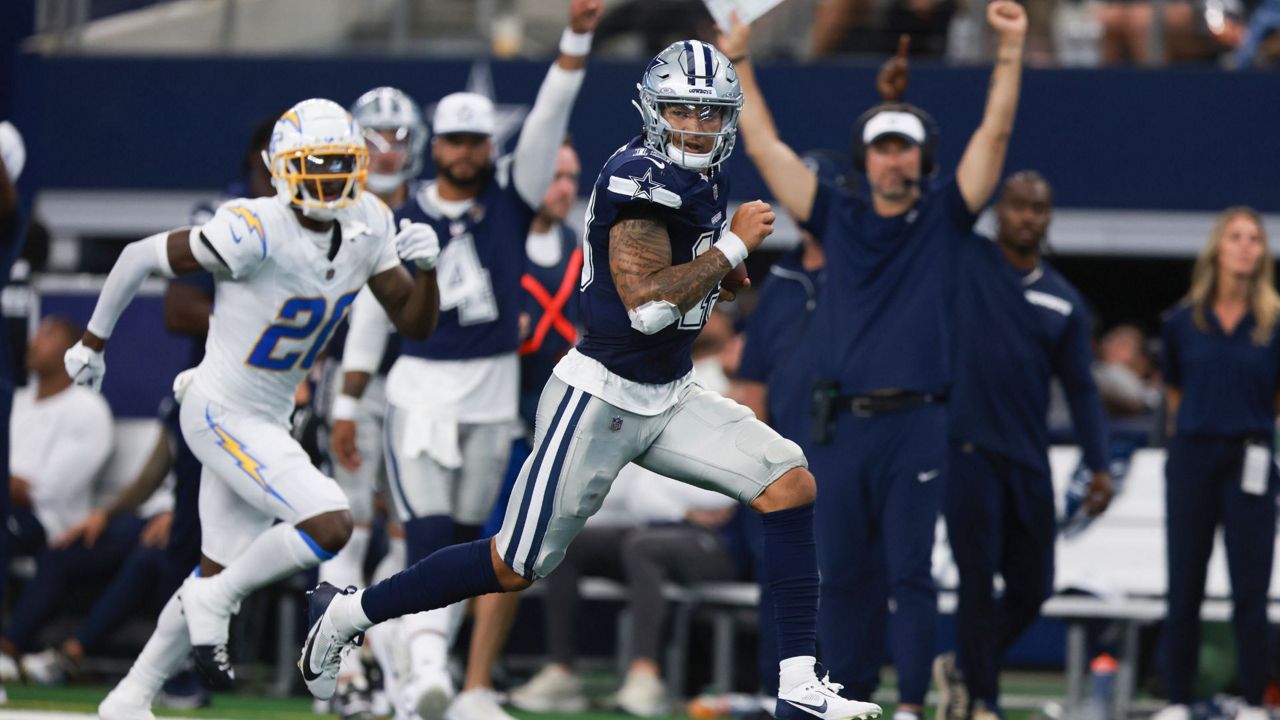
(0, 121), (25, 183)
(862, 110), (926, 146)
(432, 92), (496, 136)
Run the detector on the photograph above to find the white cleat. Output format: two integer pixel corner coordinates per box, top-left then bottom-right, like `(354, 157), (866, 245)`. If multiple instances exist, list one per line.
(615, 670), (669, 717)
(1234, 706), (1271, 720)
(509, 664), (589, 713)
(776, 671), (882, 720)
(179, 575), (236, 690)
(401, 663), (453, 720)
(445, 687), (517, 720)
(98, 683), (156, 720)
(1151, 704), (1191, 720)
(299, 582), (362, 701)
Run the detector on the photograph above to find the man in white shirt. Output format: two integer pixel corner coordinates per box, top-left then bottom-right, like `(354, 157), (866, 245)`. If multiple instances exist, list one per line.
(1, 316), (117, 659)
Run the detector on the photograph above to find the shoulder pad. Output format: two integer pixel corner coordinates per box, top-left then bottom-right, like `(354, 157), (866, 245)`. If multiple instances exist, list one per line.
(603, 155), (684, 210)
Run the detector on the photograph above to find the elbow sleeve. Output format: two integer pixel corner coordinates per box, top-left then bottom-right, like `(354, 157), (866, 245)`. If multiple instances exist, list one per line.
(627, 300), (681, 335)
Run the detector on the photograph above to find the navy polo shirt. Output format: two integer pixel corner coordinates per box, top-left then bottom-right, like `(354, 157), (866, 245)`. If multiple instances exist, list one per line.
(950, 237), (1109, 475)
(397, 163), (537, 362)
(1161, 303), (1280, 438)
(738, 249), (824, 442)
(801, 176), (978, 395)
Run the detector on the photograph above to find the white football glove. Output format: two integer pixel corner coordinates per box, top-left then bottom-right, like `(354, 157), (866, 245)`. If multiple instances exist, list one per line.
(64, 341), (105, 391)
(395, 218), (440, 271)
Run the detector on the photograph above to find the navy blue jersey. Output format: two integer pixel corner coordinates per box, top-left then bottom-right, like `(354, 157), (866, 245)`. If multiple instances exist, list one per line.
(396, 163), (537, 361)
(801, 177), (977, 395)
(576, 138), (730, 384)
(519, 224), (582, 424)
(950, 237), (1109, 476)
(737, 250), (824, 441)
(1162, 303), (1280, 438)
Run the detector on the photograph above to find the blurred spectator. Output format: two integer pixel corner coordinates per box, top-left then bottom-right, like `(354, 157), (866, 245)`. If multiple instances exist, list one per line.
(811, 0), (956, 57)
(1093, 324), (1161, 418)
(594, 0), (713, 56)
(1094, 0), (1245, 64)
(1, 317), (127, 663)
(1234, 0), (1280, 65)
(23, 398), (201, 705)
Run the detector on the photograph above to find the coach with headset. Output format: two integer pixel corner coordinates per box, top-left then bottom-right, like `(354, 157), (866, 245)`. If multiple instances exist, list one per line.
(719, 4), (1027, 716)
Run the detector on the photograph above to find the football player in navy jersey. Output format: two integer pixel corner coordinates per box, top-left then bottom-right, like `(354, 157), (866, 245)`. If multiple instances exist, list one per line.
(303, 37), (883, 720)
(331, 4), (600, 719)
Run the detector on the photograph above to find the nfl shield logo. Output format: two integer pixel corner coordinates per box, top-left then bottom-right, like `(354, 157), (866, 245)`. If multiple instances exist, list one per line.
(713, 184), (719, 201)
(610, 416), (623, 432)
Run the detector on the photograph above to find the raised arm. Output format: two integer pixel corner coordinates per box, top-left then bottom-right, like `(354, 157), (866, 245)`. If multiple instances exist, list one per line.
(956, 0), (1027, 214)
(611, 201), (774, 334)
(366, 218), (440, 342)
(716, 17), (817, 222)
(510, 0), (601, 208)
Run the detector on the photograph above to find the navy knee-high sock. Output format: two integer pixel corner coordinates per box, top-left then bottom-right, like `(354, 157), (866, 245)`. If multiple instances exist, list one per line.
(360, 538), (502, 624)
(761, 503), (819, 661)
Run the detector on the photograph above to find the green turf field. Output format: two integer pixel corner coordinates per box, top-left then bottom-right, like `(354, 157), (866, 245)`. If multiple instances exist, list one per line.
(0, 682), (1054, 719)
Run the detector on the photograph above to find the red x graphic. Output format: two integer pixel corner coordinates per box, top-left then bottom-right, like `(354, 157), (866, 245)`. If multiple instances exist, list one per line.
(519, 247), (583, 356)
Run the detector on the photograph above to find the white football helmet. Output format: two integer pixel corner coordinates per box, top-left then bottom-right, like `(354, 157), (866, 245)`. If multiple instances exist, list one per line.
(350, 87), (427, 195)
(263, 99), (369, 221)
(635, 40), (743, 171)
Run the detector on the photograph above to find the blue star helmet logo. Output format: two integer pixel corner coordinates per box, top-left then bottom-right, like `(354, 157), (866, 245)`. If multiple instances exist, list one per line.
(628, 168), (665, 202)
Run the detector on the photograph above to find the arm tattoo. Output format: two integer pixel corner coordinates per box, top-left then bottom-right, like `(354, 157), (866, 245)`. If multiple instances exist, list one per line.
(609, 216), (731, 314)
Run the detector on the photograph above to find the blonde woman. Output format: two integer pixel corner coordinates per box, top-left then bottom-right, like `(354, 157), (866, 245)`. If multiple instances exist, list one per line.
(1156, 207), (1280, 720)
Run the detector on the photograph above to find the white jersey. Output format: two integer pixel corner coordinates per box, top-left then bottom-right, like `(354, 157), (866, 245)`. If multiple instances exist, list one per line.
(192, 194), (401, 423)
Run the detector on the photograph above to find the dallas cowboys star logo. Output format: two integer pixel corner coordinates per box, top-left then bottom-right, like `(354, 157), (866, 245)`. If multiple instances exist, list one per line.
(628, 168), (665, 202)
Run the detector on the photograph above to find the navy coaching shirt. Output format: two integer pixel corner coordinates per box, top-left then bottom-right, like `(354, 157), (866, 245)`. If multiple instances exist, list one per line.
(738, 249), (824, 442)
(1162, 303), (1280, 438)
(576, 138), (730, 384)
(396, 161), (537, 361)
(801, 177), (978, 396)
(950, 237), (1109, 476)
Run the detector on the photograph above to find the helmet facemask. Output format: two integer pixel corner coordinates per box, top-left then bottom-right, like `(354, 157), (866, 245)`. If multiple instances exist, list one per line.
(269, 143), (369, 219)
(363, 126), (417, 194)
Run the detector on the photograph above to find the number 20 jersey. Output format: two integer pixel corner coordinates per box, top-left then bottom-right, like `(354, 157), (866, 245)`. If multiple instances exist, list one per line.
(576, 138), (730, 385)
(193, 194), (401, 423)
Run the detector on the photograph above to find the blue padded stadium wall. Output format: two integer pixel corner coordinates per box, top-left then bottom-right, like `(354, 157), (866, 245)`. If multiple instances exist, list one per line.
(12, 53), (1280, 212)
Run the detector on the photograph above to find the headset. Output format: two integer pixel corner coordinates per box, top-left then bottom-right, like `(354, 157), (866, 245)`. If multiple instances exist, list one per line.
(851, 102), (940, 177)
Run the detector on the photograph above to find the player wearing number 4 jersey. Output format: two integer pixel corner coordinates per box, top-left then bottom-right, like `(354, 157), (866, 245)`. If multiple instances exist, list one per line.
(63, 98), (441, 720)
(300, 39), (881, 720)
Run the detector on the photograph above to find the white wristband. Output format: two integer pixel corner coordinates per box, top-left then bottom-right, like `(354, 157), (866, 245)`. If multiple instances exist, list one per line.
(714, 231), (749, 268)
(559, 28), (593, 56)
(331, 394), (360, 422)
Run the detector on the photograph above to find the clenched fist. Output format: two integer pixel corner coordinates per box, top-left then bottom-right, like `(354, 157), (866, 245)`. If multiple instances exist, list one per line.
(729, 200), (776, 252)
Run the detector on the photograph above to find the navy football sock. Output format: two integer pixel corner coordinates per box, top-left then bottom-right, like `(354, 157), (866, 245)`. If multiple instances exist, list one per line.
(761, 503), (819, 660)
(360, 538), (502, 624)
(403, 515), (453, 563)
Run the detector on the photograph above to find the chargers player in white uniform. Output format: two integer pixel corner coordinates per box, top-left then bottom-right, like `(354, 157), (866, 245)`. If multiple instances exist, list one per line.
(300, 39), (882, 720)
(64, 98), (442, 720)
